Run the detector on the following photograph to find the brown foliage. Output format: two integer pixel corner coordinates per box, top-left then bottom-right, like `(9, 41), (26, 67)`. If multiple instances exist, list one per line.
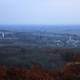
(64, 54), (80, 80)
(0, 63), (79, 80)
(0, 65), (63, 80)
(0, 65), (7, 80)
(0, 55), (80, 80)
(73, 54), (80, 62)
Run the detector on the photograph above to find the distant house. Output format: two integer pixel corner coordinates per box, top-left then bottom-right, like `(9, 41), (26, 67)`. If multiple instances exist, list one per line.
(66, 36), (80, 47)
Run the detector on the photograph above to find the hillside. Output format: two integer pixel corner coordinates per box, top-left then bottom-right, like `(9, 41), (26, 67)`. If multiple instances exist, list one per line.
(0, 53), (80, 80)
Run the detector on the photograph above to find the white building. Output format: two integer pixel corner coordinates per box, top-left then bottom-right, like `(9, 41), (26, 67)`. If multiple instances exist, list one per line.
(66, 36), (80, 47)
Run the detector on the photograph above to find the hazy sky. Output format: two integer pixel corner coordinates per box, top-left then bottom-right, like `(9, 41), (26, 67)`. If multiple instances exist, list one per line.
(0, 0), (80, 25)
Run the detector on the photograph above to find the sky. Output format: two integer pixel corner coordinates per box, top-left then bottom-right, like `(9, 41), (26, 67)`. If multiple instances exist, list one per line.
(0, 0), (80, 25)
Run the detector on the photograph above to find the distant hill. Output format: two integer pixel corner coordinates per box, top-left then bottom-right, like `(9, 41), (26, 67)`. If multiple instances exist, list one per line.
(0, 25), (80, 35)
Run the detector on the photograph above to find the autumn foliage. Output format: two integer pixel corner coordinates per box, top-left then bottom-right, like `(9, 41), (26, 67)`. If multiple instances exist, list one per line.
(0, 55), (80, 80)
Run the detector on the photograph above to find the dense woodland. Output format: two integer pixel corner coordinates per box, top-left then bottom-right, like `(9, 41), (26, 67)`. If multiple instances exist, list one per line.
(0, 46), (80, 80)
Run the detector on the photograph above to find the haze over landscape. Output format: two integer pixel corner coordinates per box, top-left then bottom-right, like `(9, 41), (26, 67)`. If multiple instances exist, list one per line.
(0, 0), (80, 80)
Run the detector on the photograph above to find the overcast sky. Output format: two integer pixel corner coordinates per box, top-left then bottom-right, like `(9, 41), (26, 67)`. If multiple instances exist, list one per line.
(0, 0), (80, 25)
